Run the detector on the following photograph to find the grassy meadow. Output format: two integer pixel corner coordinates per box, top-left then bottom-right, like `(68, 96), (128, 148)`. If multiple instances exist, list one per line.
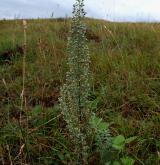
(0, 18), (160, 164)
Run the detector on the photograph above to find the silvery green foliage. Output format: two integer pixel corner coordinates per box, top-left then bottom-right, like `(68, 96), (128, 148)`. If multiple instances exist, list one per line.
(96, 129), (113, 164)
(59, 0), (91, 163)
(90, 114), (113, 164)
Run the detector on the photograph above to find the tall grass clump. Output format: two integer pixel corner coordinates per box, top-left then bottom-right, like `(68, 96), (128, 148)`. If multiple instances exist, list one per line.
(59, 0), (91, 163)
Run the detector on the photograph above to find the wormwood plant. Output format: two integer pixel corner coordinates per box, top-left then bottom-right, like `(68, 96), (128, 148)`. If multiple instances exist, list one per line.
(59, 0), (91, 163)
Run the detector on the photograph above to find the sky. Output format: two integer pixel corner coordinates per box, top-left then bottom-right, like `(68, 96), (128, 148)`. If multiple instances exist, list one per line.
(0, 0), (160, 22)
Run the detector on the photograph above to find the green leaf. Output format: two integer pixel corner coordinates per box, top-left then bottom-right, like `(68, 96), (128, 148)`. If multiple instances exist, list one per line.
(90, 114), (109, 132)
(113, 161), (121, 165)
(57, 152), (64, 161)
(125, 136), (137, 144)
(32, 105), (43, 117)
(90, 97), (101, 111)
(98, 122), (109, 131)
(121, 156), (135, 165)
(90, 115), (102, 128)
(112, 135), (125, 150)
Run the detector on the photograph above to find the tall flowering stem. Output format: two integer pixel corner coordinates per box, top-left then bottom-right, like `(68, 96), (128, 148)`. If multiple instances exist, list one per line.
(59, 0), (91, 164)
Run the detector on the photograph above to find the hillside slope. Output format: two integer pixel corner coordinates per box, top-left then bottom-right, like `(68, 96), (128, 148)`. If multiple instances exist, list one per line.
(0, 18), (160, 164)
